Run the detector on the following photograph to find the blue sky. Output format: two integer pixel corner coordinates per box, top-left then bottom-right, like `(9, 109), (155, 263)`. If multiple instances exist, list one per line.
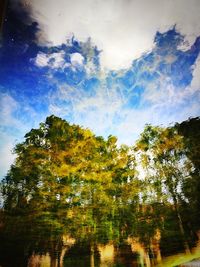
(0, 0), (200, 178)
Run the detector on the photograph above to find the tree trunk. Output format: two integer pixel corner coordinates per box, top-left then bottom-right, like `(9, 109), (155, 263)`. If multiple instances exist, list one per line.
(172, 194), (190, 253)
(90, 244), (95, 267)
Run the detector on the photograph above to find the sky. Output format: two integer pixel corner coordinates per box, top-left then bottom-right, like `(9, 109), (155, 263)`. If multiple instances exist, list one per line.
(0, 0), (200, 178)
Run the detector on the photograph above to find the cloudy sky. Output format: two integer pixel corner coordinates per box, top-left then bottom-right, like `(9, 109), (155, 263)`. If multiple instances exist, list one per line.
(0, 0), (200, 178)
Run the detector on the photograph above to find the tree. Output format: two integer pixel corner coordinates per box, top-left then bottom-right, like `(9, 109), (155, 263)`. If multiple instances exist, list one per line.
(135, 125), (192, 252)
(1, 115), (138, 262)
(176, 117), (200, 232)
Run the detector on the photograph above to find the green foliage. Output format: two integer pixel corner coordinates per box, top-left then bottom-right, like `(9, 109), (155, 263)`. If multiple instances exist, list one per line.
(1, 115), (138, 247)
(1, 115), (200, 260)
(176, 117), (200, 230)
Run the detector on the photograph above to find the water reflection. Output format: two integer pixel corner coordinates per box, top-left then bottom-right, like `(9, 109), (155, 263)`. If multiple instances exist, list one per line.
(0, 210), (200, 267)
(1, 117), (200, 266)
(0, 224), (200, 267)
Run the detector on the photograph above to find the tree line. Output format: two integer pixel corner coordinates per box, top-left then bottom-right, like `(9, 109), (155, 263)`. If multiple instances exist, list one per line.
(0, 115), (200, 265)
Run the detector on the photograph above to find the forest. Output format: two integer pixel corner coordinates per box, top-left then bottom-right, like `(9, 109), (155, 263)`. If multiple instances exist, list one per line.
(0, 115), (200, 267)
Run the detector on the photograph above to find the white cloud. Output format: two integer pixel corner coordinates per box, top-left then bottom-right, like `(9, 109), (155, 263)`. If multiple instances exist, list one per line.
(47, 53), (200, 145)
(0, 135), (16, 178)
(34, 51), (85, 72)
(0, 94), (19, 178)
(0, 93), (19, 126)
(189, 55), (200, 93)
(29, 0), (200, 70)
(34, 52), (49, 67)
(34, 51), (66, 69)
(74, 90), (123, 135)
(70, 53), (84, 66)
(48, 80), (125, 138)
(0, 93), (49, 179)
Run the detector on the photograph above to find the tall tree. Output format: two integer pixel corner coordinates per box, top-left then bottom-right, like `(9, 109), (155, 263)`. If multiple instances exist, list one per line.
(135, 125), (192, 252)
(176, 117), (200, 230)
(1, 115), (138, 259)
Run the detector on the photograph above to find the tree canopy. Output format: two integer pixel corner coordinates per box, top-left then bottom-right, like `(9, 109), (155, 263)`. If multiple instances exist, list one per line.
(1, 115), (200, 265)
